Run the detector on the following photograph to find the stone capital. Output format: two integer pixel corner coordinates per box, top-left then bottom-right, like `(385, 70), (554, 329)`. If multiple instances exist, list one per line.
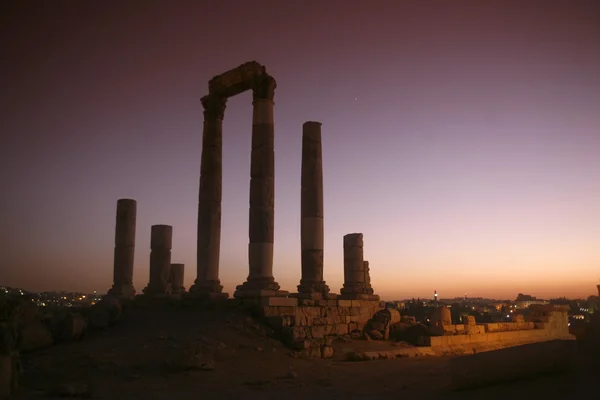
(201, 95), (227, 121)
(252, 74), (277, 101)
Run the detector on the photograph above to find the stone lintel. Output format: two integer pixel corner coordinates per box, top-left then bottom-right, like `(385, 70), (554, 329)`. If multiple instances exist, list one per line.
(208, 61), (267, 98)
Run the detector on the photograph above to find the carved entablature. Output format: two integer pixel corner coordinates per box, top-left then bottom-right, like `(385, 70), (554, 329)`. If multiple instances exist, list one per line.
(252, 74), (277, 101)
(208, 61), (267, 98)
(201, 95), (227, 121)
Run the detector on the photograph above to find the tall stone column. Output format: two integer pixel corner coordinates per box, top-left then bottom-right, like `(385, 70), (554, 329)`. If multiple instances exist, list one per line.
(107, 199), (137, 299)
(143, 225), (172, 296)
(169, 263), (185, 295)
(235, 74), (285, 298)
(297, 121), (329, 297)
(189, 95), (228, 298)
(340, 233), (379, 300)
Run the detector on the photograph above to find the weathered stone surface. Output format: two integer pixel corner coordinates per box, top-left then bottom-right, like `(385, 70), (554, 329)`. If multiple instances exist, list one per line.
(208, 61), (266, 98)
(114, 199), (136, 246)
(18, 322), (53, 352)
(169, 263), (185, 294)
(48, 312), (86, 342)
(258, 297), (298, 307)
(248, 207), (274, 243)
(89, 297), (121, 329)
(301, 122), (324, 218)
(200, 95), (227, 121)
(248, 242), (274, 277)
(236, 93), (281, 295)
(144, 225), (173, 296)
(340, 233), (378, 298)
(300, 217), (324, 250)
(249, 178), (274, 208)
(109, 199), (137, 298)
(430, 306), (453, 336)
(321, 345), (334, 359)
(298, 140), (328, 297)
(252, 74), (276, 101)
(150, 225), (172, 249)
(252, 98), (274, 125)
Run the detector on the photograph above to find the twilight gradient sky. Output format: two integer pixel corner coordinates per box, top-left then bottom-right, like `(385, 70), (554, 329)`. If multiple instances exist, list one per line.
(1, 0), (599, 300)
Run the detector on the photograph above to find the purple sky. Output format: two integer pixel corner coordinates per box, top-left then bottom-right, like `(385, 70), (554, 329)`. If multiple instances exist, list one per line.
(1, 0), (599, 300)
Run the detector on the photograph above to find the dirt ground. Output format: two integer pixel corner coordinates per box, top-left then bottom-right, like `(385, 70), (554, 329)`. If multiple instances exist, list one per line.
(13, 302), (600, 400)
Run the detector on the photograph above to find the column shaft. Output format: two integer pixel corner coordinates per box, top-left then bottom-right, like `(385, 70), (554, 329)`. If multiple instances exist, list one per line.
(108, 199), (136, 298)
(169, 263), (185, 294)
(298, 121), (329, 295)
(191, 95), (226, 294)
(143, 225), (172, 295)
(235, 74), (284, 297)
(340, 233), (379, 300)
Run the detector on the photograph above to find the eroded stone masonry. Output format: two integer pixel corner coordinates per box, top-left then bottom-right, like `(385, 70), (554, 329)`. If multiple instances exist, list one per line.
(103, 61), (574, 358)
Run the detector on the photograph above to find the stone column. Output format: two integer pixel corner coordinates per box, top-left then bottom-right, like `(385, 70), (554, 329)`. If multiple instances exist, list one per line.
(189, 95), (228, 298)
(143, 225), (172, 296)
(340, 233), (379, 300)
(235, 74), (285, 298)
(107, 199), (136, 299)
(169, 263), (185, 295)
(363, 261), (374, 295)
(297, 121), (329, 297)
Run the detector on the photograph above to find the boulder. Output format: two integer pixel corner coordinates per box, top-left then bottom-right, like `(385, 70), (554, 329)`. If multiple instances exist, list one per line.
(321, 345), (334, 359)
(17, 322), (53, 352)
(396, 323), (430, 346)
(89, 297), (122, 329)
(53, 313), (86, 342)
(13, 301), (41, 327)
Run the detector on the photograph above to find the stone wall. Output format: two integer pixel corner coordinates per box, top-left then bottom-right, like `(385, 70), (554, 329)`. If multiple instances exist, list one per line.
(421, 327), (573, 348)
(240, 297), (384, 358)
(419, 308), (573, 352)
(483, 321), (535, 332)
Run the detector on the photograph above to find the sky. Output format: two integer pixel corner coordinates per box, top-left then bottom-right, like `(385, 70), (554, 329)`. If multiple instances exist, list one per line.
(1, 0), (599, 301)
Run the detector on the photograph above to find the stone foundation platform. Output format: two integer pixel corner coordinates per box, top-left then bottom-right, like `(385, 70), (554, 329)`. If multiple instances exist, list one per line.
(241, 298), (385, 358)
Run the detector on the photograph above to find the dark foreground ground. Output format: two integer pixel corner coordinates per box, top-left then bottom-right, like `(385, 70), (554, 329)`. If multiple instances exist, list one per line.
(13, 302), (600, 400)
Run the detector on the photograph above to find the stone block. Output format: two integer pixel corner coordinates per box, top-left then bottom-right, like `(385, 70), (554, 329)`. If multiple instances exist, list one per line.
(371, 321), (385, 331)
(310, 326), (326, 339)
(337, 300), (352, 307)
(259, 297), (298, 307)
(321, 345), (334, 359)
(334, 324), (349, 335)
(183, 292), (229, 301)
(326, 313), (344, 325)
(349, 307), (361, 316)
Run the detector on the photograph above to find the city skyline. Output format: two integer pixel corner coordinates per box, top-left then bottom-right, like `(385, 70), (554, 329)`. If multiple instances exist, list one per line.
(1, 0), (599, 300)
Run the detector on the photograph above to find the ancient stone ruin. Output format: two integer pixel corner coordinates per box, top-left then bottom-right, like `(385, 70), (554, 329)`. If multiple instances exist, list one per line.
(99, 61), (574, 359)
(107, 199), (137, 300)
